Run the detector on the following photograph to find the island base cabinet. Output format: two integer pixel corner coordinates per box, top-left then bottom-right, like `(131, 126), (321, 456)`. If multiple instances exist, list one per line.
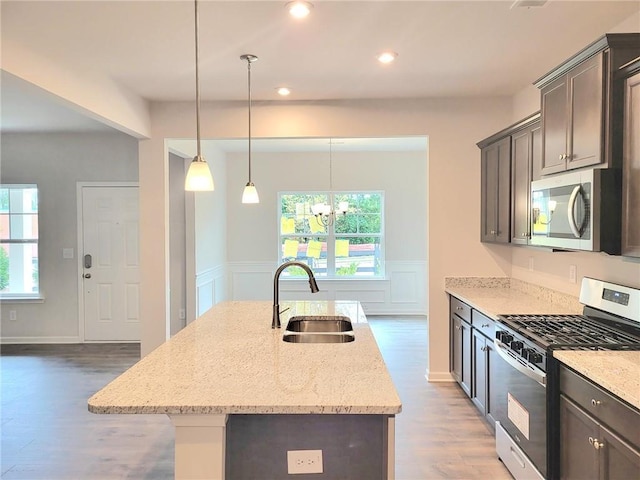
(226, 414), (395, 480)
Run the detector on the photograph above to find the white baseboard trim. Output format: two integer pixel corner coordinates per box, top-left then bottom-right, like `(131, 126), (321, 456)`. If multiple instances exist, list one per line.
(425, 370), (455, 383)
(1, 336), (82, 344)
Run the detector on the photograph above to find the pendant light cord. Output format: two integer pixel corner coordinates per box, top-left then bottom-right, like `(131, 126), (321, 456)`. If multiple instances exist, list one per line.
(194, 0), (202, 159)
(247, 58), (253, 182)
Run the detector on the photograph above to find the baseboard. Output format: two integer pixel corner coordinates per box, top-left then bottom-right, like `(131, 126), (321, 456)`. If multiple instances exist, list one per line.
(1, 336), (82, 344)
(424, 370), (455, 383)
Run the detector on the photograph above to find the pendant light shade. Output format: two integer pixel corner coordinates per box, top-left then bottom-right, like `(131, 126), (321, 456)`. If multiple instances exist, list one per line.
(241, 54), (259, 204)
(185, 0), (214, 192)
(185, 156), (214, 191)
(242, 182), (259, 203)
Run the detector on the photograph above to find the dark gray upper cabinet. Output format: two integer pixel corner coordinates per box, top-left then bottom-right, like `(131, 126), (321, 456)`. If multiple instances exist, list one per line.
(620, 61), (640, 258)
(511, 116), (542, 245)
(478, 113), (540, 245)
(480, 136), (511, 243)
(535, 33), (640, 175)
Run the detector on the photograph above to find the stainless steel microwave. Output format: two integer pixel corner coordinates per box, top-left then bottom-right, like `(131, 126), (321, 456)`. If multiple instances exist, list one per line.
(530, 169), (621, 254)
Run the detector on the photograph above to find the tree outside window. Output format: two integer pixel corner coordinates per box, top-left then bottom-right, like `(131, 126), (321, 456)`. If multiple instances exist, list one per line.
(279, 192), (384, 278)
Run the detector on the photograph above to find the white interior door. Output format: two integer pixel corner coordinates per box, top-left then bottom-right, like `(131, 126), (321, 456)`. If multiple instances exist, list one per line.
(82, 186), (140, 341)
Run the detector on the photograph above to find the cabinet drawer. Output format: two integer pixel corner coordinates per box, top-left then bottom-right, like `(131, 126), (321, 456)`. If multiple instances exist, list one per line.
(450, 296), (471, 323)
(560, 366), (640, 447)
(472, 310), (495, 339)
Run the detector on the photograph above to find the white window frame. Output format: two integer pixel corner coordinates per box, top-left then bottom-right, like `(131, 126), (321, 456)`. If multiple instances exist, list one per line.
(278, 191), (385, 279)
(0, 184), (41, 299)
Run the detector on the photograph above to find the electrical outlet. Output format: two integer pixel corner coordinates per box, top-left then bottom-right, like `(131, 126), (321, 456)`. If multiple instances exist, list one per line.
(528, 257), (534, 271)
(9, 310), (17, 321)
(287, 449), (323, 475)
(179, 309), (186, 320)
(569, 265), (577, 284)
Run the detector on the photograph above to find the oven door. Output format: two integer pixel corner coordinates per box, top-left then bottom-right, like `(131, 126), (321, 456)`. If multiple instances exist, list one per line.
(491, 340), (547, 478)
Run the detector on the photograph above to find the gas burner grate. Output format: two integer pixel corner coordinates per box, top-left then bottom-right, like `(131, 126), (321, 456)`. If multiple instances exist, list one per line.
(498, 314), (640, 347)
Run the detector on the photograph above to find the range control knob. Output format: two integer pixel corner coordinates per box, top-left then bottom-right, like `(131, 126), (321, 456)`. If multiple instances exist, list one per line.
(499, 332), (514, 344)
(521, 348), (532, 360)
(510, 341), (524, 352)
(528, 352), (543, 364)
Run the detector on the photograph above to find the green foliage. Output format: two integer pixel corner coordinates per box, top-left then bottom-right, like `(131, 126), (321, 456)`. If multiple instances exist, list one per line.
(336, 262), (359, 276)
(285, 266), (309, 276)
(0, 248), (9, 290)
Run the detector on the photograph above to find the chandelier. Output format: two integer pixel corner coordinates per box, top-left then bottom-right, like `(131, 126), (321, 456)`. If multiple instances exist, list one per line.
(310, 139), (348, 227)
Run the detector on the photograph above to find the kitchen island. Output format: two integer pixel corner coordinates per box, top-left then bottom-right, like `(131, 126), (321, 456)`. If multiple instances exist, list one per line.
(88, 300), (401, 480)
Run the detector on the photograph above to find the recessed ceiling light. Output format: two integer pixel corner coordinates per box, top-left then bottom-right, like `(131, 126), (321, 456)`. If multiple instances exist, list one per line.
(377, 51), (398, 64)
(286, 1), (313, 19)
(276, 87), (291, 97)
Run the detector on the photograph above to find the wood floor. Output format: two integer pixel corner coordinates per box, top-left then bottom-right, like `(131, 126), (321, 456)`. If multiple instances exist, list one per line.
(1, 318), (512, 480)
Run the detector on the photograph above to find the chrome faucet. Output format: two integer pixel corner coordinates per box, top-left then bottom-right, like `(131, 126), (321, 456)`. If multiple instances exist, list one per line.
(272, 260), (320, 328)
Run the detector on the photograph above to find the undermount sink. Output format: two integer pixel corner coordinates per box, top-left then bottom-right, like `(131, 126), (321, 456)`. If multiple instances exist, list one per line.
(282, 333), (355, 343)
(285, 316), (353, 333)
(283, 316), (355, 343)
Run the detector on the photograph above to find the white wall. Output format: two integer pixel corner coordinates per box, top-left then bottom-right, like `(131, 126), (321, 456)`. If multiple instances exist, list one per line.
(225, 147), (428, 314)
(0, 132), (138, 342)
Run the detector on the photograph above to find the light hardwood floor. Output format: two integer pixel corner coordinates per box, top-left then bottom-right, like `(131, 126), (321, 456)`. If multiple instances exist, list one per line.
(1, 317), (512, 479)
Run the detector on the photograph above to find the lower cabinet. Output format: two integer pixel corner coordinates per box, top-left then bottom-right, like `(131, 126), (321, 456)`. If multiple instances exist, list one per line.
(451, 313), (471, 397)
(450, 295), (496, 427)
(559, 365), (640, 480)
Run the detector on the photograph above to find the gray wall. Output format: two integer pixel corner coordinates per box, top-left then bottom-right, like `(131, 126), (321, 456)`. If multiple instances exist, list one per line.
(0, 132), (138, 341)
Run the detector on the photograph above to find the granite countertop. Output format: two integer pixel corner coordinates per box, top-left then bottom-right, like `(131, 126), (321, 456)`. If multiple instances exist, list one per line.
(88, 301), (401, 415)
(445, 277), (583, 320)
(554, 350), (640, 410)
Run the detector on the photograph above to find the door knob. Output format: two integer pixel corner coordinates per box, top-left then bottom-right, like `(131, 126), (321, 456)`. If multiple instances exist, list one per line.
(83, 273), (92, 279)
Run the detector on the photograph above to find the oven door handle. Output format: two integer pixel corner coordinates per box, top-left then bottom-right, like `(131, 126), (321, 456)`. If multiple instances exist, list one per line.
(494, 340), (547, 387)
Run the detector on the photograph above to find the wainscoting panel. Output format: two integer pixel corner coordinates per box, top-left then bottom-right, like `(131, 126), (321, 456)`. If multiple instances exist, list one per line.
(196, 266), (226, 316)
(226, 261), (427, 315)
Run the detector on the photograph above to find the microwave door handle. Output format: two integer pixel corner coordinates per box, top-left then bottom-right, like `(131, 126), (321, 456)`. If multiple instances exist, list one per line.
(567, 185), (582, 238)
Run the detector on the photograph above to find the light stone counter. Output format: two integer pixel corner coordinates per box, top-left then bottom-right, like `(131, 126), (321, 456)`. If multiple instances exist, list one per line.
(88, 300), (401, 415)
(553, 350), (640, 410)
(445, 277), (582, 319)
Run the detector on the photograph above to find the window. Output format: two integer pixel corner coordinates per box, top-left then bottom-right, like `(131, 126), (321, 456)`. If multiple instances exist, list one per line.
(279, 192), (384, 278)
(0, 185), (39, 297)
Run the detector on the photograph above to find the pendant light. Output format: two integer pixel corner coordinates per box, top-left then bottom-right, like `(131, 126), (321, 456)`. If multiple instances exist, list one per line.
(185, 0), (214, 191)
(310, 139), (348, 226)
(241, 54), (259, 204)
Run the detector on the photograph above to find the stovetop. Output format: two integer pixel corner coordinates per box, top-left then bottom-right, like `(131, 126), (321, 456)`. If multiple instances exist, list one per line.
(498, 313), (640, 350)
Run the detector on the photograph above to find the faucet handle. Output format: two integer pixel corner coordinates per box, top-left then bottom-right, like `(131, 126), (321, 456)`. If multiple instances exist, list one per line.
(279, 307), (291, 315)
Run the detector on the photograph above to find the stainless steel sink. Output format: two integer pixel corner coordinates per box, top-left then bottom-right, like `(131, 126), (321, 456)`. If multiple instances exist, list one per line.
(285, 316), (353, 333)
(282, 333), (355, 343)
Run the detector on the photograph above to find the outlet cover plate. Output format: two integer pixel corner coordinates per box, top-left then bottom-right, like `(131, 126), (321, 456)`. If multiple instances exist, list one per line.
(287, 449), (323, 474)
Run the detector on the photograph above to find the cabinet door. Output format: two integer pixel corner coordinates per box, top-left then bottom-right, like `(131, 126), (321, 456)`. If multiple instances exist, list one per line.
(560, 395), (599, 480)
(451, 314), (472, 397)
(481, 137), (511, 243)
(599, 426), (640, 480)
(622, 70), (640, 257)
(471, 329), (487, 414)
(541, 76), (569, 175)
(511, 128), (533, 244)
(567, 54), (604, 170)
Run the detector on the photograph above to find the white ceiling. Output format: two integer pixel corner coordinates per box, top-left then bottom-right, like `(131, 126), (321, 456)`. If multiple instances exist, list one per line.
(1, 0), (639, 133)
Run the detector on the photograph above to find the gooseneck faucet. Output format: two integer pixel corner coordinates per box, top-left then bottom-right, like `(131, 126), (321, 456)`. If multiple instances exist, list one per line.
(272, 260), (320, 328)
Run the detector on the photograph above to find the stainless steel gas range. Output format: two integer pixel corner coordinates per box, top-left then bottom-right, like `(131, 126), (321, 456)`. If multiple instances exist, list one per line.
(492, 278), (640, 480)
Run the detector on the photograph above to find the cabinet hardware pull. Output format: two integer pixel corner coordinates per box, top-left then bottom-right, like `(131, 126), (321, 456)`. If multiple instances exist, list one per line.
(455, 326), (461, 331)
(591, 399), (601, 407)
(589, 436), (594, 445)
(490, 230), (496, 235)
(456, 306), (464, 311)
(559, 154), (564, 160)
(481, 323), (490, 328)
(593, 439), (604, 450)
